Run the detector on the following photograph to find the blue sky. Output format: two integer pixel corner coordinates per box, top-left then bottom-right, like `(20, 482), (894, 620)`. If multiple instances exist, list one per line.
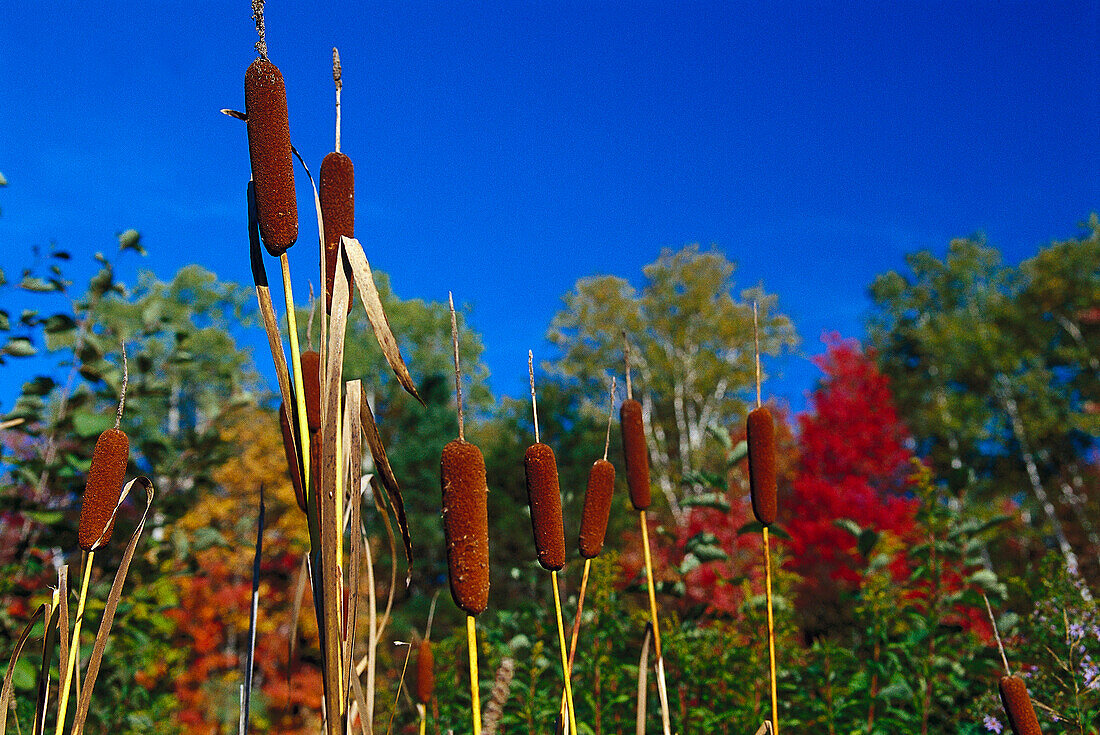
(2, 2), (1097, 409)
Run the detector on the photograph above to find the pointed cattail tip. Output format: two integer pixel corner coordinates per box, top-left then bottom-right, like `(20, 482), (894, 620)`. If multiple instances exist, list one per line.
(78, 428), (129, 551)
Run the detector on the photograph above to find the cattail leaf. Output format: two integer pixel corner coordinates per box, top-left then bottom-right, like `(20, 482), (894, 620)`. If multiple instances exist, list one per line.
(341, 236), (423, 406)
(369, 477), (400, 646)
(241, 487), (265, 735)
(33, 603), (59, 735)
(343, 381), (363, 706)
(70, 477), (154, 735)
(285, 553), (309, 705)
(360, 397), (413, 584)
(0, 603), (48, 735)
(57, 566), (69, 718)
(635, 623), (652, 735)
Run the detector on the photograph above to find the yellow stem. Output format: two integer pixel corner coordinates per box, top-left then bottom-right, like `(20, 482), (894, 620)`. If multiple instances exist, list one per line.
(466, 615), (482, 735)
(55, 551), (93, 735)
(764, 526), (778, 735)
(639, 511), (661, 655)
(418, 704), (426, 735)
(280, 254), (311, 487)
(552, 570), (578, 735)
(559, 558), (591, 723)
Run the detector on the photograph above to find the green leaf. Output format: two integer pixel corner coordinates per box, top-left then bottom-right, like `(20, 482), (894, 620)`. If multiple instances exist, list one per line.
(728, 439), (748, 464)
(23, 510), (63, 525)
(966, 568), (999, 591)
(857, 528), (880, 558)
(19, 276), (58, 292)
(736, 520), (790, 539)
(42, 313), (76, 333)
(691, 544), (729, 563)
(834, 518), (863, 539)
(3, 336), (36, 357)
(117, 229), (145, 255)
(72, 410), (112, 438)
(0, 309), (8, 330)
(679, 492), (730, 512)
(679, 553), (701, 575)
(22, 376), (55, 396)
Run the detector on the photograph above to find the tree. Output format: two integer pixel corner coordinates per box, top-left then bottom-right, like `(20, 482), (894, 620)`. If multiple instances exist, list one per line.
(546, 245), (798, 524)
(868, 219), (1100, 581)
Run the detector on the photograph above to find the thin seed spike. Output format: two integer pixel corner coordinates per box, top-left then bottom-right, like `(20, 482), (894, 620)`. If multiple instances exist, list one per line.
(333, 48), (342, 153)
(753, 301), (762, 409)
(449, 293), (464, 442)
(252, 0), (267, 58)
(528, 350), (539, 444)
(115, 340), (127, 429)
(983, 593), (1012, 676)
(603, 376), (617, 461)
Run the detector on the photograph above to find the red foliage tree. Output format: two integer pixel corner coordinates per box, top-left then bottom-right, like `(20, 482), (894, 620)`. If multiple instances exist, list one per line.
(785, 334), (918, 631)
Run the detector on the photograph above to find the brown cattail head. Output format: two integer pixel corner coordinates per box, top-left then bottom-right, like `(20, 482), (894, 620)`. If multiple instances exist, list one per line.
(998, 675), (1043, 735)
(747, 406), (777, 526)
(78, 428), (129, 551)
(319, 152), (355, 314)
(244, 57), (297, 254)
(415, 638), (435, 704)
(578, 458), (616, 559)
(523, 443), (566, 571)
(619, 399), (651, 511)
(440, 440), (490, 615)
(278, 402), (306, 513)
(300, 351), (321, 432)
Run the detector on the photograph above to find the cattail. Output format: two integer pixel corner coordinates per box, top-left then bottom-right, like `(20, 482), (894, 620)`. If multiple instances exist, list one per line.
(415, 638), (435, 704)
(440, 439), (490, 615)
(998, 675), (1042, 735)
(524, 443), (566, 571)
(244, 57), (297, 254)
(300, 350), (321, 432)
(578, 459), (615, 558)
(747, 406), (777, 526)
(78, 428), (129, 551)
(620, 398), (651, 511)
(319, 152), (354, 314)
(278, 402), (306, 512)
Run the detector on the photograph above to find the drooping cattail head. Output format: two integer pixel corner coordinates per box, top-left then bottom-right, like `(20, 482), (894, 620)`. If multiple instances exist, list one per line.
(619, 398), (651, 511)
(440, 439), (490, 615)
(998, 675), (1043, 735)
(78, 428), (130, 551)
(523, 443), (566, 571)
(319, 152), (355, 314)
(747, 406), (777, 526)
(244, 57), (297, 254)
(300, 351), (321, 432)
(415, 638), (435, 704)
(278, 402), (306, 513)
(578, 459), (616, 559)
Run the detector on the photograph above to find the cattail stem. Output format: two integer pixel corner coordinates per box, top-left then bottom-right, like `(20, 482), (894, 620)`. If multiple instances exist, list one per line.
(753, 301), (762, 410)
(449, 293), (465, 442)
(640, 512), (661, 655)
(551, 571), (578, 735)
(418, 703), (427, 735)
(115, 341), (127, 429)
(559, 558), (592, 726)
(763, 526), (778, 735)
(466, 615), (482, 735)
(603, 378), (616, 461)
(528, 350), (540, 443)
(55, 551), (94, 735)
(332, 48), (342, 154)
(280, 254), (312, 490)
(982, 593), (1012, 676)
(640, 511), (672, 735)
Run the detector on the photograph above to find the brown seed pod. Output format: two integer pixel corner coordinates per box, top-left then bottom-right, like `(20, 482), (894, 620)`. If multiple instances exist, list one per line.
(78, 428), (130, 551)
(245, 57), (297, 254)
(747, 406), (777, 526)
(278, 402), (306, 513)
(619, 399), (651, 511)
(440, 440), (490, 615)
(319, 151), (355, 314)
(578, 459), (616, 559)
(300, 351), (321, 432)
(998, 675), (1043, 735)
(523, 443), (566, 571)
(415, 638), (435, 704)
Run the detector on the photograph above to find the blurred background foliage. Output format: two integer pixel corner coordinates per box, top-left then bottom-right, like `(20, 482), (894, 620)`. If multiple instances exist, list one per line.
(1, 198), (1097, 732)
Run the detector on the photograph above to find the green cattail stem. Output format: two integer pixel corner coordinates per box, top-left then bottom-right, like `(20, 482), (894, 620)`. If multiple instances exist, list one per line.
(55, 551), (93, 735)
(551, 570), (578, 735)
(763, 526), (778, 735)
